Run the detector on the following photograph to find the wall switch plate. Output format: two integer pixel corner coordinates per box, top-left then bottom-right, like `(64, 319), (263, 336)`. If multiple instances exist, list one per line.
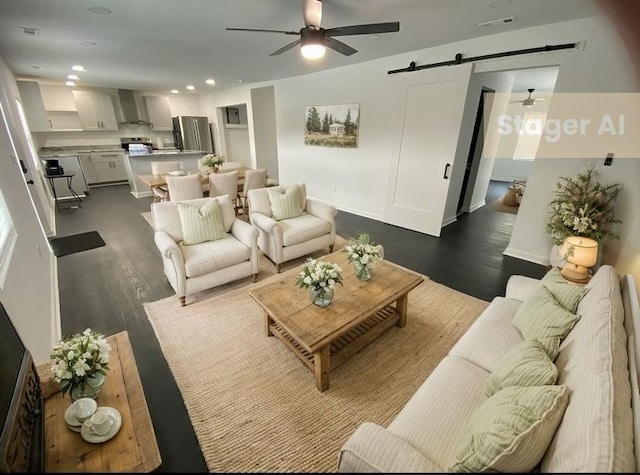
(604, 153), (613, 166)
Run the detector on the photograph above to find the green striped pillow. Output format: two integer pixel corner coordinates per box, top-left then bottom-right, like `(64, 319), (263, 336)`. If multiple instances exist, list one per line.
(512, 285), (580, 360)
(541, 267), (587, 313)
(451, 385), (570, 472)
(268, 185), (304, 221)
(177, 200), (226, 245)
(485, 339), (558, 397)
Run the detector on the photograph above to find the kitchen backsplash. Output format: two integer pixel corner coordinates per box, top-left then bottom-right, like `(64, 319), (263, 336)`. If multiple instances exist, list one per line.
(33, 125), (175, 150)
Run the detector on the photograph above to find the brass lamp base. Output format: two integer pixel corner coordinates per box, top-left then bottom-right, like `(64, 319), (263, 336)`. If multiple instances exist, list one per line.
(561, 264), (590, 283)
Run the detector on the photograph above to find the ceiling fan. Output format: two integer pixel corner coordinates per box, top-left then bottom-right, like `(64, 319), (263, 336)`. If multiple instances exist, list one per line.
(510, 88), (546, 107)
(226, 0), (400, 59)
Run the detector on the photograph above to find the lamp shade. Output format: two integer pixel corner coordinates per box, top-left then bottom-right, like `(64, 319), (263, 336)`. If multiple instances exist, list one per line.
(563, 236), (598, 267)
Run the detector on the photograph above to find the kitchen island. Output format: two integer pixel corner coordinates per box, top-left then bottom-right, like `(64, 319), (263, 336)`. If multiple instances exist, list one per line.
(124, 150), (206, 198)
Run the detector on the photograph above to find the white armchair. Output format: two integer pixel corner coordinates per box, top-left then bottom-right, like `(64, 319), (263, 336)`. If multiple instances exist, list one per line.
(151, 195), (258, 306)
(247, 183), (336, 272)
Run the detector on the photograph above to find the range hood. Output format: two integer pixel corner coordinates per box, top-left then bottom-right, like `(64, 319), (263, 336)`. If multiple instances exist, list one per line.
(118, 89), (150, 125)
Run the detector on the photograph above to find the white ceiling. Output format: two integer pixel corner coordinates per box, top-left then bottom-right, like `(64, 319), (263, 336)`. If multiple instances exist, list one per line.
(0, 0), (602, 94)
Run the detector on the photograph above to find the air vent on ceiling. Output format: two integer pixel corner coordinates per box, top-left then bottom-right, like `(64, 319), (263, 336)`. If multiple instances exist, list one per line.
(478, 16), (515, 27)
(21, 27), (40, 36)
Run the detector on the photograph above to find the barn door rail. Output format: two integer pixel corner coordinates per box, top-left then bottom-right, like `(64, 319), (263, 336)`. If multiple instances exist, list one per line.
(387, 42), (578, 75)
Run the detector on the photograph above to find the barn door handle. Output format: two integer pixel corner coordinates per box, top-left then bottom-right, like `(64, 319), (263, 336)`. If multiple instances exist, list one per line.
(443, 163), (451, 179)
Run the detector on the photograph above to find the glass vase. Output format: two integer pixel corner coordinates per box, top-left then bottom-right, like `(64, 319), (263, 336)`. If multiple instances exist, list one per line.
(70, 372), (106, 402)
(353, 262), (372, 282)
(309, 286), (334, 307)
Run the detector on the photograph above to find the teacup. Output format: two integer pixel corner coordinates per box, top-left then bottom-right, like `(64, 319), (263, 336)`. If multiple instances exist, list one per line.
(70, 398), (97, 423)
(83, 411), (113, 436)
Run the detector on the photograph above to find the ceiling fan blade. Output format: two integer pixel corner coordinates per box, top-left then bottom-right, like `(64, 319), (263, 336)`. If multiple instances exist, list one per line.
(325, 37), (358, 56)
(302, 0), (322, 27)
(270, 39), (302, 56)
(226, 27), (299, 35)
(326, 21), (400, 37)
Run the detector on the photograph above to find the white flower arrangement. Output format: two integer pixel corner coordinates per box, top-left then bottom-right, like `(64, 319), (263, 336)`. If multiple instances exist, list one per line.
(295, 258), (343, 291)
(50, 328), (111, 397)
(344, 233), (381, 270)
(201, 154), (224, 168)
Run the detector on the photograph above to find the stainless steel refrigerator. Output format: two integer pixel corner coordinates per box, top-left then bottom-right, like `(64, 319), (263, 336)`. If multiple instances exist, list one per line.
(172, 116), (214, 152)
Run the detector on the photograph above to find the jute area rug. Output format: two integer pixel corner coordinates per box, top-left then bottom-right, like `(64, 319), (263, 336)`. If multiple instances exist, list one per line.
(144, 256), (489, 472)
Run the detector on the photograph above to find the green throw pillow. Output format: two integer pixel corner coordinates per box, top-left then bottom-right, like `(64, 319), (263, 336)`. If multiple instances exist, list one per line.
(485, 339), (558, 397)
(451, 385), (570, 473)
(177, 200), (226, 245)
(540, 267), (587, 313)
(512, 285), (580, 360)
(268, 185), (304, 221)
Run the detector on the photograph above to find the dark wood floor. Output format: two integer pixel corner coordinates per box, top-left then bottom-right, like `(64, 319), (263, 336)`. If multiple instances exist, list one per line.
(53, 180), (545, 472)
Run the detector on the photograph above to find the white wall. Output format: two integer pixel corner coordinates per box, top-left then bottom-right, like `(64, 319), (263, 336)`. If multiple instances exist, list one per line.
(491, 158), (534, 182)
(250, 86), (279, 180)
(202, 15), (640, 289)
(0, 56), (58, 364)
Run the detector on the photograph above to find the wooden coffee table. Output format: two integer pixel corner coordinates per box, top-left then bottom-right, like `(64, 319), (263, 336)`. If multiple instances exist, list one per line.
(249, 251), (424, 391)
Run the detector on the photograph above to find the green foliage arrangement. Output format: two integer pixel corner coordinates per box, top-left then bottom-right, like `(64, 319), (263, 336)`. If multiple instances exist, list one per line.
(545, 167), (622, 245)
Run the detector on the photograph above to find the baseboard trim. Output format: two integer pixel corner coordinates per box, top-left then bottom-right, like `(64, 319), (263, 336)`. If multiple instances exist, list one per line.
(442, 214), (457, 227)
(468, 199), (486, 213)
(503, 246), (549, 266)
(334, 204), (385, 222)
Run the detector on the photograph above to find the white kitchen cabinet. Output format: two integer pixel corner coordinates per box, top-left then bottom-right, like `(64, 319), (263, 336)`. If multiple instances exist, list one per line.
(91, 152), (128, 183)
(73, 90), (119, 131)
(16, 81), (82, 132)
(17, 80), (50, 132)
(144, 96), (173, 131)
(40, 85), (78, 111)
(78, 152), (98, 184)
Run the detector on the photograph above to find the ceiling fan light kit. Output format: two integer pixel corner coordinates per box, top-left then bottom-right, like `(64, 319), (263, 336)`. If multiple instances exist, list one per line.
(226, 0), (400, 60)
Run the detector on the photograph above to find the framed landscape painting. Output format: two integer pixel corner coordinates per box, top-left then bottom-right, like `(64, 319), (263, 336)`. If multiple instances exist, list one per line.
(304, 103), (359, 148)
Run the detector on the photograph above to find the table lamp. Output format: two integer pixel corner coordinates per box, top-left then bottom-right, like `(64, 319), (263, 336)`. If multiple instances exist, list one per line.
(560, 236), (598, 283)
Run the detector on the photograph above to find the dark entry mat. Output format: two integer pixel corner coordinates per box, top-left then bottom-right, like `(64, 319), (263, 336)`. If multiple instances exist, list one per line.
(49, 231), (106, 257)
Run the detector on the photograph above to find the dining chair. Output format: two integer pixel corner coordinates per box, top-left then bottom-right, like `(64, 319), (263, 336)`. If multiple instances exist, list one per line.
(150, 161), (183, 202)
(166, 174), (203, 202)
(238, 168), (267, 216)
(209, 170), (240, 215)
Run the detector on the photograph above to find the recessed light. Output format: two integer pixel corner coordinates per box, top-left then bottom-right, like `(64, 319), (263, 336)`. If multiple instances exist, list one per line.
(30, 65), (43, 71)
(88, 7), (112, 15)
(171, 89), (179, 94)
(186, 85), (195, 90)
(71, 65), (85, 72)
(67, 74), (79, 80)
(487, 0), (512, 7)
(237, 78), (243, 83)
(65, 81), (76, 87)
(205, 78), (216, 86)
(81, 41), (98, 47)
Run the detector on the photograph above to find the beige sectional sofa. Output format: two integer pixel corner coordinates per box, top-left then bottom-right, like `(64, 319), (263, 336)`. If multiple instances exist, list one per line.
(337, 265), (640, 472)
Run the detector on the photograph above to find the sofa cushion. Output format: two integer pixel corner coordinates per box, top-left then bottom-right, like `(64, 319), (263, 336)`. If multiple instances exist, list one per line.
(541, 267), (587, 313)
(448, 297), (524, 372)
(177, 200), (226, 245)
(540, 265), (634, 472)
(268, 184), (304, 220)
(280, 213), (332, 247)
(387, 355), (490, 470)
(451, 385), (570, 473)
(179, 235), (250, 278)
(512, 285), (580, 360)
(485, 339), (558, 397)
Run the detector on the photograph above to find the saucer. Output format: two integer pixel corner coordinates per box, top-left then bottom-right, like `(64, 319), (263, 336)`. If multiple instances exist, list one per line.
(80, 407), (122, 444)
(64, 405), (85, 428)
(168, 170), (186, 176)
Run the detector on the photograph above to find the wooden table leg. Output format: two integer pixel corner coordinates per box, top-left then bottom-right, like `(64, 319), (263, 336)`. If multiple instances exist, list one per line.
(265, 312), (274, 337)
(396, 293), (409, 328)
(313, 346), (330, 392)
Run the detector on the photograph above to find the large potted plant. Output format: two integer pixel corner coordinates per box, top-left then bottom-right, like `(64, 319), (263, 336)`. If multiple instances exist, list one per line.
(546, 167), (622, 266)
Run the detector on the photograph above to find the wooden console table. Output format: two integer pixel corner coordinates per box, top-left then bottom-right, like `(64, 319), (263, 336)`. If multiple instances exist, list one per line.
(42, 331), (161, 472)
